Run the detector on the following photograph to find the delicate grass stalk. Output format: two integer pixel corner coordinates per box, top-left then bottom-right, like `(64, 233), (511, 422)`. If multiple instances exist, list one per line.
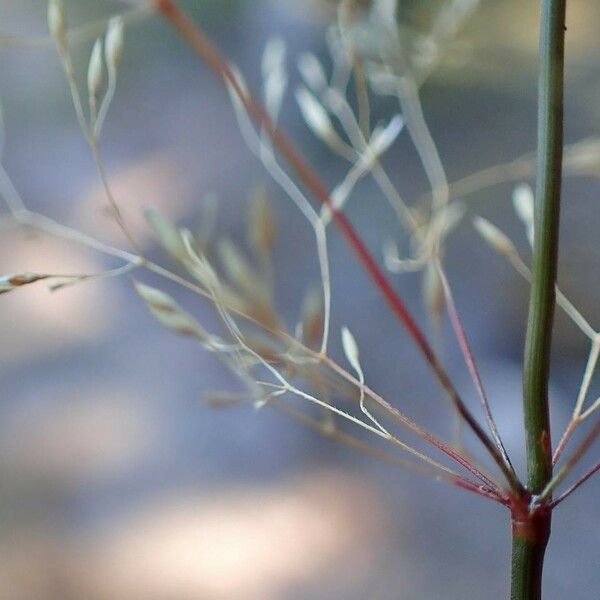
(572, 335), (600, 417)
(1, 5), (150, 51)
(318, 86), (418, 232)
(553, 335), (600, 464)
(273, 401), (506, 504)
(474, 216), (596, 341)
(550, 460), (600, 508)
(47, 7), (139, 255)
(540, 418), (600, 502)
(153, 0), (520, 494)
(512, 0), (566, 598)
(439, 136), (600, 202)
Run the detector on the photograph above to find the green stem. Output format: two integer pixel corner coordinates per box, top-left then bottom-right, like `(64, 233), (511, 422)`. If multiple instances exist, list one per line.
(523, 0), (565, 494)
(512, 0), (566, 597)
(510, 509), (552, 600)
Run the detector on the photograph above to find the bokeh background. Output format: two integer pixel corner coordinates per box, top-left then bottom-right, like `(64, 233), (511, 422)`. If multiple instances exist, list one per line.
(1, 1), (599, 598)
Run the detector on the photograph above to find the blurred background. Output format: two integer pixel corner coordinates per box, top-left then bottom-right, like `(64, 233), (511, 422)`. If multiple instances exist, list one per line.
(0, 0), (599, 598)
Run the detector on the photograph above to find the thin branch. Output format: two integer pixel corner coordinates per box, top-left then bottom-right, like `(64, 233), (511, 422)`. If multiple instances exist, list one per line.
(550, 461), (600, 508)
(540, 417), (600, 502)
(573, 335), (600, 417)
(315, 351), (505, 493)
(437, 136), (600, 203)
(552, 418), (580, 467)
(435, 261), (516, 478)
(509, 252), (596, 341)
(49, 20), (141, 256)
(553, 335), (600, 465)
(273, 401), (507, 505)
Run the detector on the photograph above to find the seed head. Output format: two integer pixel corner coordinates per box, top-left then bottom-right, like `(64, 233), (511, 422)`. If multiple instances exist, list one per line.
(87, 38), (104, 100)
(47, 0), (68, 57)
(105, 16), (125, 72)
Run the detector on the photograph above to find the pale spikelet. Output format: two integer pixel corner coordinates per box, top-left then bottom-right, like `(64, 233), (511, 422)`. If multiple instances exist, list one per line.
(87, 39), (104, 100)
(181, 231), (222, 292)
(47, 0), (68, 57)
(0, 273), (49, 294)
(512, 183), (535, 246)
(264, 68), (287, 121)
(133, 281), (207, 339)
(144, 206), (188, 263)
(262, 37), (287, 120)
(295, 87), (334, 143)
(341, 325), (390, 436)
(219, 239), (268, 298)
(105, 16), (125, 72)
(262, 37), (286, 78)
(248, 185), (277, 257)
(297, 53), (328, 92)
(473, 216), (515, 256)
(341, 326), (361, 376)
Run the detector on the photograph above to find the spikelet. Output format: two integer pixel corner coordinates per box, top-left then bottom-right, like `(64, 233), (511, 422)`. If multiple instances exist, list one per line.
(47, 0), (68, 58)
(0, 273), (49, 294)
(105, 16), (125, 73)
(87, 39), (104, 101)
(473, 217), (515, 257)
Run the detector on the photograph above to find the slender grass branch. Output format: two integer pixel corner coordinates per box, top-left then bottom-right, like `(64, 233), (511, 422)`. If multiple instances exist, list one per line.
(540, 417), (600, 502)
(0, 181), (506, 498)
(153, 0), (521, 494)
(550, 460), (600, 508)
(273, 401), (506, 504)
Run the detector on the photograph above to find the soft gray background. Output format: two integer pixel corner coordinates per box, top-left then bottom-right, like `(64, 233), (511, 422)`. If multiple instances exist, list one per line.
(0, 1), (599, 598)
